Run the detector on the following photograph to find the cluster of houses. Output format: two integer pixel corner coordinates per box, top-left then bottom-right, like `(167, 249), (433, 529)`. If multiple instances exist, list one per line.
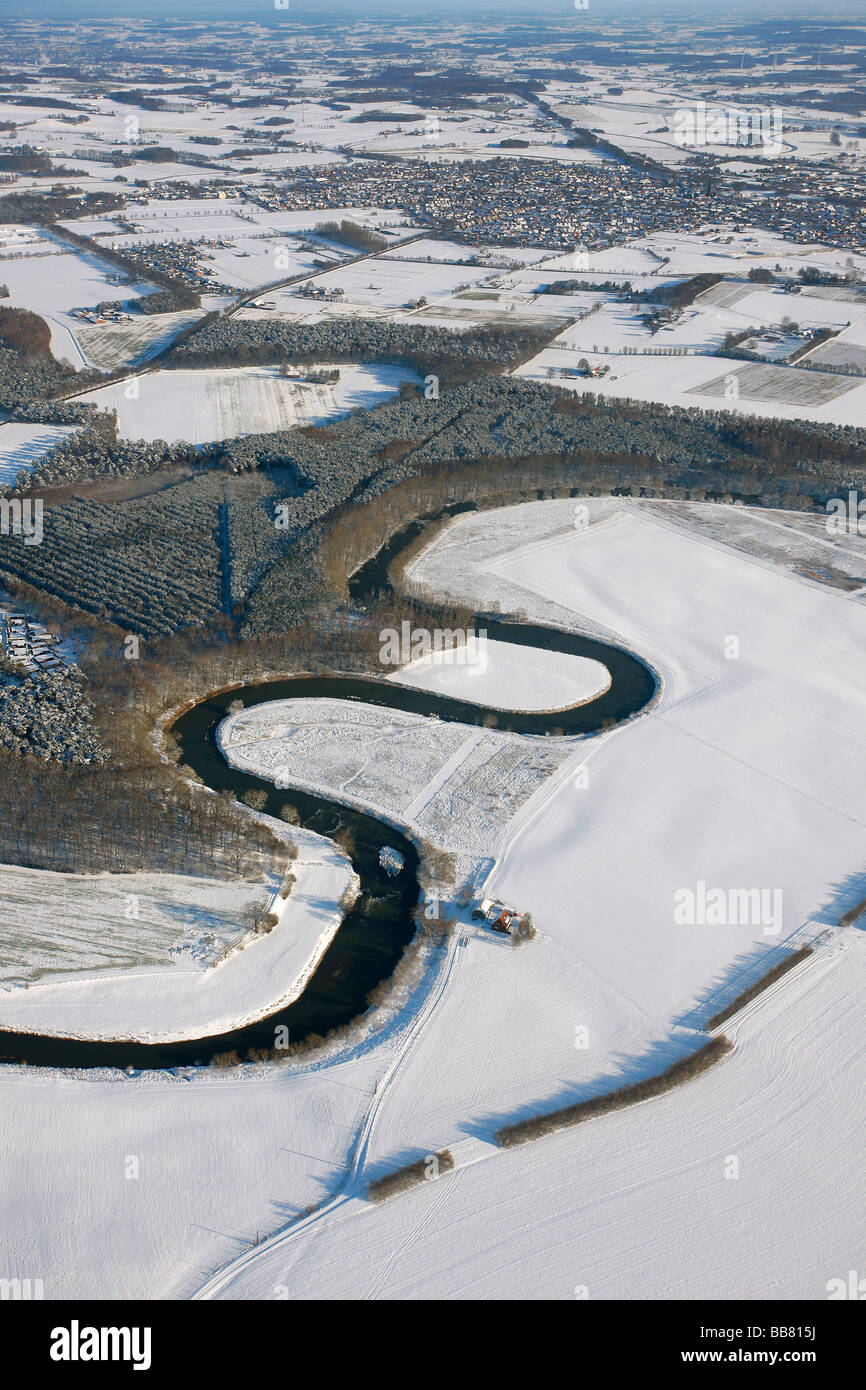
(72, 303), (132, 325)
(548, 362), (609, 379)
(249, 131), (866, 254)
(268, 159), (672, 252)
(282, 365), (341, 383)
(1, 611), (64, 676)
(121, 235), (236, 294)
(298, 283), (345, 300)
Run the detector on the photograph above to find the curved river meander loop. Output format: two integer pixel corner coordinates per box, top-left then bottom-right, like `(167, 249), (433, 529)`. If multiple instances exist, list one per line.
(0, 513), (657, 1070)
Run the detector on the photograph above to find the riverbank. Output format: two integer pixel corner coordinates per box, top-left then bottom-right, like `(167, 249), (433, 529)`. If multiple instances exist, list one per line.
(0, 824), (355, 1044)
(0, 502), (655, 1068)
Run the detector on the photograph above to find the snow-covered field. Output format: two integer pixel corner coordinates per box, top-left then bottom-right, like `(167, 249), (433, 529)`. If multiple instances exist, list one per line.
(75, 309), (206, 371)
(381, 238), (550, 267)
(0, 422), (79, 487)
(218, 695), (572, 859)
(518, 345), (866, 426)
(282, 256), (500, 310)
(0, 825), (353, 1043)
(546, 80), (866, 174)
(386, 637), (610, 711)
(1, 1053), (382, 1301)
(0, 865), (271, 986)
(199, 930), (865, 1301)
(547, 227), (866, 283)
(78, 363), (418, 444)
(2, 499), (864, 1300)
(501, 227), (866, 425)
(807, 310), (866, 372)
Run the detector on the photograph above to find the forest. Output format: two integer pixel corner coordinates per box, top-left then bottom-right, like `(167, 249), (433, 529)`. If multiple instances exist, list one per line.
(0, 344), (83, 411)
(3, 372), (865, 642)
(1, 298), (865, 882)
(168, 315), (556, 386)
(312, 218), (390, 253)
(0, 303), (53, 358)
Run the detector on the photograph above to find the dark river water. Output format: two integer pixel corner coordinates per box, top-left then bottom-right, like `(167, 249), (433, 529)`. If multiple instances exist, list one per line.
(0, 510), (656, 1070)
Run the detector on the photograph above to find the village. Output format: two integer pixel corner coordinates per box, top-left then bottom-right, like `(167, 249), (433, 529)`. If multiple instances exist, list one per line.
(0, 608), (65, 676)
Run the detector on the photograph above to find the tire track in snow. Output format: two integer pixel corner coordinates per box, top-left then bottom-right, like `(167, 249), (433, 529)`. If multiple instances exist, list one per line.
(361, 1165), (468, 1302)
(192, 928), (463, 1300)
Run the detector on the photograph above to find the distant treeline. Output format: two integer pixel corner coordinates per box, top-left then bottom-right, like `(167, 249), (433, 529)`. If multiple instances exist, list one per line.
(540, 278), (631, 295)
(0, 188), (125, 226)
(6, 373), (866, 640)
(169, 317), (556, 386)
(312, 218), (390, 252)
(0, 304), (52, 359)
(638, 274), (724, 309)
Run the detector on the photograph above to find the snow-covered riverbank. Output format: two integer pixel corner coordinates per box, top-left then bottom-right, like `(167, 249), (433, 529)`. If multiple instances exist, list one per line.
(0, 825), (354, 1043)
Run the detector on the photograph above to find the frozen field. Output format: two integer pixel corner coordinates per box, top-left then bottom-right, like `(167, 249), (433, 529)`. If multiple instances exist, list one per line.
(0, 226), (156, 365)
(381, 238), (550, 267)
(806, 310), (866, 372)
(515, 266), (866, 400)
(78, 363), (418, 444)
(187, 501), (866, 1297)
(545, 82), (866, 177)
(218, 695), (573, 857)
(409, 503), (866, 1014)
(688, 361), (863, 408)
(0, 1052), (383, 1300)
(550, 227), (866, 283)
(699, 281), (866, 332)
(284, 256), (500, 310)
(65, 198), (403, 244)
(202, 932), (866, 1301)
(518, 346), (866, 425)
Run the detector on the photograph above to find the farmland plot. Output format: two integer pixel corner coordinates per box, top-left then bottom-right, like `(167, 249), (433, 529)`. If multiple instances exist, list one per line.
(219, 693), (576, 855)
(805, 310), (866, 372)
(0, 423), (79, 488)
(78, 364), (418, 444)
(287, 257), (500, 310)
(690, 361), (863, 406)
(213, 933), (866, 1302)
(729, 286), (865, 331)
(76, 309), (206, 370)
(0, 865), (271, 985)
(0, 233), (156, 364)
(519, 345), (866, 424)
(0, 825), (352, 1044)
(381, 237), (549, 266)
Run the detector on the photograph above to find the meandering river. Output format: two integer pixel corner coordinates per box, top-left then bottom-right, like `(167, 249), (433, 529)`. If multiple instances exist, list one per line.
(0, 512), (656, 1070)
